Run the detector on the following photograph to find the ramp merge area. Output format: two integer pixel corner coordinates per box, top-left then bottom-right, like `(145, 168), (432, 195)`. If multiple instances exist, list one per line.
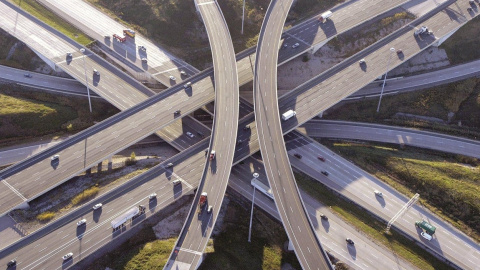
(164, 0), (239, 269)
(253, 0), (332, 269)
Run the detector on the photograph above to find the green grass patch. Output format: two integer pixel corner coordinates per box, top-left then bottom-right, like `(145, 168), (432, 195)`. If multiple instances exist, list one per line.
(325, 78), (480, 139)
(322, 140), (480, 242)
(0, 86), (118, 147)
(441, 16), (480, 65)
(12, 0), (92, 45)
(71, 186), (100, 206)
(36, 211), (55, 222)
(295, 172), (455, 270)
(0, 92), (77, 141)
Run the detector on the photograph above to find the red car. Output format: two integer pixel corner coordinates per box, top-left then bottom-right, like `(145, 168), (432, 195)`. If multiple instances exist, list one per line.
(317, 156), (325, 162)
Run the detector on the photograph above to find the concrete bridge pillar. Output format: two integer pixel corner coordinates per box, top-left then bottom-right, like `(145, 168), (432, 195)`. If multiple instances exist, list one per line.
(108, 156), (113, 171)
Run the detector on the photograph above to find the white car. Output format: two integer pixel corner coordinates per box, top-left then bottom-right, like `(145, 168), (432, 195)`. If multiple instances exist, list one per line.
(359, 59), (366, 65)
(169, 75), (176, 81)
(180, 70), (187, 76)
(292, 43), (300, 48)
(149, 193), (157, 199)
(207, 205), (213, 213)
(374, 190), (383, 197)
(420, 231), (432, 241)
(93, 69), (100, 76)
(51, 155), (60, 161)
(92, 203), (102, 210)
(173, 179), (181, 185)
(66, 52), (72, 57)
(76, 219), (86, 226)
(62, 252), (73, 260)
(186, 132), (195, 138)
(141, 57), (147, 62)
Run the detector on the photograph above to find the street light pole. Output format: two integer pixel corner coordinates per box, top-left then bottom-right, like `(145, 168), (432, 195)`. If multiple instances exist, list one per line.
(376, 47), (396, 113)
(248, 172), (259, 242)
(241, 0), (246, 35)
(80, 48), (92, 113)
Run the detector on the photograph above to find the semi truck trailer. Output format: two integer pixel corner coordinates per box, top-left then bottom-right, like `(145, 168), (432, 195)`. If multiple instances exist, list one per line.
(111, 205), (145, 230)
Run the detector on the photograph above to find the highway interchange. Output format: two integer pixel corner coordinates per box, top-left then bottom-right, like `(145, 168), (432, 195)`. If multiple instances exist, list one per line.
(0, 0), (480, 268)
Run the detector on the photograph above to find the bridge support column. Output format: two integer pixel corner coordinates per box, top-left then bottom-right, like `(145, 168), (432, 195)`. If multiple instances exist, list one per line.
(86, 168), (92, 175)
(97, 162), (103, 173)
(308, 39), (329, 55)
(108, 156), (113, 171)
(287, 240), (294, 251)
(13, 201), (30, 211)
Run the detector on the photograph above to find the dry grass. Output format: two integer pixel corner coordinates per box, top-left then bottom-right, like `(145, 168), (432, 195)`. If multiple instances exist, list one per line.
(36, 211), (55, 222)
(71, 186), (100, 206)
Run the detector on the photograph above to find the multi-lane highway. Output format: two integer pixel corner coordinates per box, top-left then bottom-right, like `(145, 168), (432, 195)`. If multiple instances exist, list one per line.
(165, 0), (239, 269)
(1, 0), (478, 268)
(36, 0), (199, 86)
(254, 0), (332, 269)
(0, 0), (414, 215)
(284, 130), (480, 270)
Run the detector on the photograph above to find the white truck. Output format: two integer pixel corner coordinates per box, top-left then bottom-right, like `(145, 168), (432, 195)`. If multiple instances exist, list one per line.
(251, 178), (274, 200)
(319, 11), (332, 23)
(414, 26), (428, 36)
(281, 110), (296, 121)
(111, 205), (145, 230)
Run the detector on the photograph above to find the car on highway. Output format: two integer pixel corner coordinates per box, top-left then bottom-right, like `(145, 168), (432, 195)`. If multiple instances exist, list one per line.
(321, 170), (329, 176)
(76, 218), (86, 226)
(138, 45), (146, 51)
(378, 82), (387, 87)
(292, 43), (300, 48)
(346, 238), (355, 245)
(209, 150), (216, 161)
(24, 73), (32, 78)
(93, 69), (100, 76)
(359, 59), (366, 65)
(174, 110), (181, 115)
(166, 163), (174, 168)
(396, 49), (403, 55)
(169, 75), (176, 81)
(7, 259), (16, 267)
(141, 58), (147, 62)
(180, 70), (187, 76)
(414, 26), (428, 36)
(243, 125), (250, 131)
(62, 252), (73, 261)
(149, 193), (157, 199)
(320, 214), (328, 220)
(92, 203), (103, 210)
(66, 52), (72, 58)
(294, 153), (302, 159)
(374, 190), (383, 197)
(317, 156), (325, 162)
(421, 231), (433, 241)
(207, 205), (213, 213)
(51, 155), (60, 161)
(186, 131), (195, 138)
(184, 82), (192, 88)
(173, 179), (181, 185)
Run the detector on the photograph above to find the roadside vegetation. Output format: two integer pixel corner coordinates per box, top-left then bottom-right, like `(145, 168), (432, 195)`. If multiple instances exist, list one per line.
(85, 199), (300, 270)
(324, 78), (480, 139)
(318, 140), (480, 242)
(295, 172), (456, 270)
(0, 86), (118, 148)
(87, 0), (343, 69)
(12, 0), (93, 45)
(440, 16), (480, 65)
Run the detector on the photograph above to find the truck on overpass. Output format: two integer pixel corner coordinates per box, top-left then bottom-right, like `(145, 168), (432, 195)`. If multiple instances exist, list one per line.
(111, 205), (145, 230)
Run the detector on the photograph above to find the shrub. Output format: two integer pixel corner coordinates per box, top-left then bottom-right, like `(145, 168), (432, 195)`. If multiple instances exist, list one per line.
(37, 211), (55, 222)
(71, 186), (100, 206)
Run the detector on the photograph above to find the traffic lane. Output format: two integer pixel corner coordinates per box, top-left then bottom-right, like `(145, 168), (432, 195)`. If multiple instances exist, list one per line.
(279, 2), (465, 131)
(301, 122), (480, 159)
(285, 132), (480, 268)
(230, 157), (416, 270)
(169, 0), (239, 266)
(156, 117), (211, 151)
(1, 81), (215, 213)
(1, 151), (206, 269)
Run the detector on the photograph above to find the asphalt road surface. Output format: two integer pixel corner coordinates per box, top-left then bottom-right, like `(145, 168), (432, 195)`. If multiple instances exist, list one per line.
(165, 0), (239, 269)
(254, 0), (332, 269)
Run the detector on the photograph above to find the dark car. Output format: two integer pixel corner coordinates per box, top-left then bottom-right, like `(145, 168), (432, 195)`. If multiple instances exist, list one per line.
(317, 156), (325, 162)
(243, 125), (250, 131)
(320, 214), (328, 220)
(174, 110), (181, 115)
(378, 82), (387, 87)
(346, 238), (355, 245)
(321, 170), (329, 176)
(294, 153), (302, 159)
(24, 73), (32, 78)
(7, 260), (16, 267)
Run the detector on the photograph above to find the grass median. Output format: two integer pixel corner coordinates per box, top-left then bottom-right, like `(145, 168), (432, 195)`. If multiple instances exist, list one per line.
(12, 0), (92, 45)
